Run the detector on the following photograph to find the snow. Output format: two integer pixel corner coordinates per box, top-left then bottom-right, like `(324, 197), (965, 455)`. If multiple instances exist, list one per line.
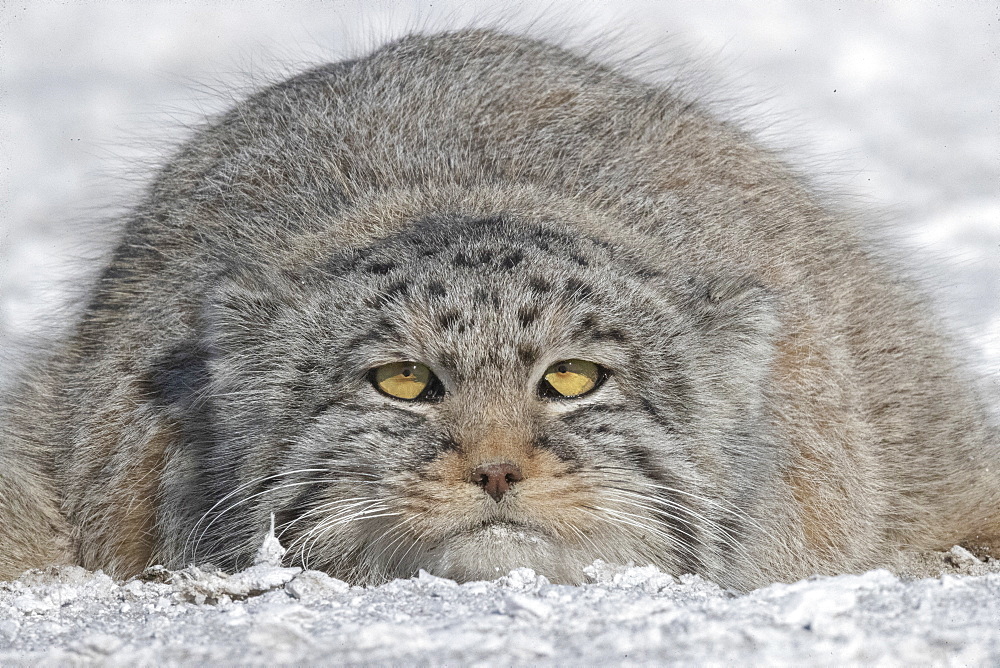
(2, 539), (1000, 666)
(1, 1), (998, 665)
(0, 553), (998, 664)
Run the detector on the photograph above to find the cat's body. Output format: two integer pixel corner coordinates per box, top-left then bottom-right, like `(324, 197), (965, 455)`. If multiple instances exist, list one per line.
(1, 30), (998, 589)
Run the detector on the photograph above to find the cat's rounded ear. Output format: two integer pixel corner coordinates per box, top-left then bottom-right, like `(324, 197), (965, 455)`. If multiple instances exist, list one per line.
(145, 271), (291, 427)
(681, 274), (780, 342)
(201, 269), (294, 358)
(678, 274), (781, 396)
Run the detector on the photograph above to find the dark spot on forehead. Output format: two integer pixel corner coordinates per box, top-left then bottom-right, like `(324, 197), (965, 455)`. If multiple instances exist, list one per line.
(452, 252), (475, 268)
(528, 227), (563, 251)
(517, 344), (539, 365)
(635, 267), (665, 279)
(575, 314), (599, 336)
(437, 310), (461, 331)
(528, 276), (552, 293)
(500, 251), (524, 270)
(427, 281), (447, 298)
(371, 317), (400, 340)
(569, 253), (589, 267)
(565, 277), (594, 298)
(366, 262), (395, 275)
(517, 305), (540, 327)
(382, 281), (409, 300)
(438, 352), (459, 377)
(482, 349), (503, 368)
(592, 328), (628, 343)
(344, 331), (380, 349)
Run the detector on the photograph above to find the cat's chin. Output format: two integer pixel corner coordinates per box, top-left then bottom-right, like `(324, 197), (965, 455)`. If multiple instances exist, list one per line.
(420, 521), (592, 584)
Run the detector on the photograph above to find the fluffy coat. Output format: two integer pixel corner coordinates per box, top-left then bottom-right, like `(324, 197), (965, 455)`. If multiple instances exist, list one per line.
(1, 30), (998, 589)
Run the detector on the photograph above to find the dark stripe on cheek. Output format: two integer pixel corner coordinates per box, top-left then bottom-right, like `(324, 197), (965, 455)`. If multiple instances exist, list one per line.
(637, 396), (685, 434)
(411, 434), (461, 467)
(534, 434), (584, 466)
(274, 476), (326, 538)
(652, 501), (704, 577)
(622, 444), (705, 576)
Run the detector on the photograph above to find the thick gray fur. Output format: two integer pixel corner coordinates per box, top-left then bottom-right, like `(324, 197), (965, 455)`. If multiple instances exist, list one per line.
(2, 29), (998, 590)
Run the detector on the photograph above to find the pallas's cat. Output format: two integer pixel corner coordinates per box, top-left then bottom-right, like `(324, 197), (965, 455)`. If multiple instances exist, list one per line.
(2, 30), (998, 589)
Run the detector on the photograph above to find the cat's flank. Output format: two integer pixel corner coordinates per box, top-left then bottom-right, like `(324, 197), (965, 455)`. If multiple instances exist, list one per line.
(1, 29), (998, 589)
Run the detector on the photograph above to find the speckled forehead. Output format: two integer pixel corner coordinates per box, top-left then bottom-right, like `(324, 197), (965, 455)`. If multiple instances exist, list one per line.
(373, 213), (611, 272)
(378, 214), (611, 297)
(326, 214), (635, 380)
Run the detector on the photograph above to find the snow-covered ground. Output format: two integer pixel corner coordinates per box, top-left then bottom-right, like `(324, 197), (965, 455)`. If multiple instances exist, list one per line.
(2, 539), (1000, 666)
(1, 1), (998, 665)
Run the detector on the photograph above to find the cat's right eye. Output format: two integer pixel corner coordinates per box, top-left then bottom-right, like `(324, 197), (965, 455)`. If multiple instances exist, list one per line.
(370, 362), (443, 401)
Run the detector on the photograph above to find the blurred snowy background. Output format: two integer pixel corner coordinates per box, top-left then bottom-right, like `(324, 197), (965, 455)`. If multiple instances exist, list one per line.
(1, 1), (998, 664)
(1, 1), (998, 380)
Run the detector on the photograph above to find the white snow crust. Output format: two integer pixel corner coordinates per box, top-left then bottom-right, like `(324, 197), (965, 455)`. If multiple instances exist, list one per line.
(2, 550), (1000, 666)
(1, 2), (998, 665)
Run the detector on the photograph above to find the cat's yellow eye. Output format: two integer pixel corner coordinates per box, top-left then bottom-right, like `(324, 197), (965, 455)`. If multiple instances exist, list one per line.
(542, 359), (601, 398)
(372, 362), (432, 400)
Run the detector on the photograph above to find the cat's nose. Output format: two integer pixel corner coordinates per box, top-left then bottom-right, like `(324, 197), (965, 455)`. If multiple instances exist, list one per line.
(471, 462), (523, 502)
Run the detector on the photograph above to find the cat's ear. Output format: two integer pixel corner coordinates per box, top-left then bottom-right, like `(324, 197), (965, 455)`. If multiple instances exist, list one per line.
(148, 272), (288, 410)
(679, 274), (780, 395)
(201, 270), (291, 359)
(682, 274), (780, 341)
(200, 271), (313, 444)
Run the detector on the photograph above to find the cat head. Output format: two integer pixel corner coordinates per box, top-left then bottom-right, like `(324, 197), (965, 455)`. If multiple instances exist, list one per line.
(169, 207), (780, 587)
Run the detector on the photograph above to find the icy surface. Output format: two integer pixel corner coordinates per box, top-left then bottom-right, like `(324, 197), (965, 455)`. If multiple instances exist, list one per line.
(2, 553), (1000, 666)
(1, 1), (999, 665)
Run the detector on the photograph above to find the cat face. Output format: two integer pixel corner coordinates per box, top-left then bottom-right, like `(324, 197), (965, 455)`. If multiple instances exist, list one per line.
(190, 214), (779, 586)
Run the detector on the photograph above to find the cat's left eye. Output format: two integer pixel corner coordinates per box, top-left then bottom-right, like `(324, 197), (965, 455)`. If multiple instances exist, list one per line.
(540, 359), (604, 399)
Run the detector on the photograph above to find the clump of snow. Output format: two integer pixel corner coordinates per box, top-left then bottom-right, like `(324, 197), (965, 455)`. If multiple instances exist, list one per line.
(144, 518), (302, 607)
(253, 514), (286, 568)
(3, 531), (1000, 665)
(168, 563), (302, 606)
